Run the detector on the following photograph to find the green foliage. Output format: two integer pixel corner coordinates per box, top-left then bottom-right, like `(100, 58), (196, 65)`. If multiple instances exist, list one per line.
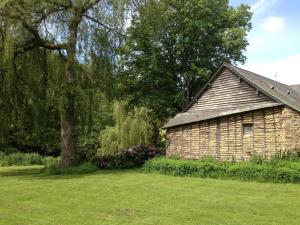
(42, 156), (60, 166)
(77, 91), (114, 159)
(0, 0), (252, 162)
(144, 157), (300, 183)
(0, 152), (57, 166)
(119, 0), (252, 121)
(0, 48), (62, 152)
(92, 144), (163, 169)
(0, 145), (19, 154)
(0, 0), (132, 167)
(42, 161), (98, 175)
(1, 27), (116, 156)
(100, 101), (153, 155)
(157, 128), (168, 149)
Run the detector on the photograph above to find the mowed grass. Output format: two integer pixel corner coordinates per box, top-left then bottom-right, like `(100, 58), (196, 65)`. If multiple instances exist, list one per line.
(0, 167), (300, 225)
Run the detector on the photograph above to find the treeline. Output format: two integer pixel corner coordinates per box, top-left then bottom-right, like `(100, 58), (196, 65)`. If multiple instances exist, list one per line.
(0, 0), (252, 167)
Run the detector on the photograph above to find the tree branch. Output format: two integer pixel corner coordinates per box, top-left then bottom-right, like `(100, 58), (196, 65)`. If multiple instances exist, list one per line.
(43, 0), (71, 9)
(84, 14), (123, 36)
(34, 7), (66, 25)
(14, 39), (38, 56)
(21, 20), (68, 50)
(1, 9), (69, 52)
(84, 15), (113, 31)
(83, 0), (101, 13)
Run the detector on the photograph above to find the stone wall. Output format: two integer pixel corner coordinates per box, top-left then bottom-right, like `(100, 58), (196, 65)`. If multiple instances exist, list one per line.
(282, 107), (300, 151)
(166, 106), (286, 160)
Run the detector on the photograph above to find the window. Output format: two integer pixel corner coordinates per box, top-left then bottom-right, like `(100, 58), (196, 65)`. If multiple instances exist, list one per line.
(243, 124), (253, 136)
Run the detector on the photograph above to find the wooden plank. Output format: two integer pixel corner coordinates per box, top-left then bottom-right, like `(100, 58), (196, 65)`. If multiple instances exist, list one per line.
(188, 68), (275, 112)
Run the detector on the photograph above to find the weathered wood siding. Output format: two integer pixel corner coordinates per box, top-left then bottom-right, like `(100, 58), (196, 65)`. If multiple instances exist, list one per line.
(167, 106), (285, 160)
(187, 68), (275, 112)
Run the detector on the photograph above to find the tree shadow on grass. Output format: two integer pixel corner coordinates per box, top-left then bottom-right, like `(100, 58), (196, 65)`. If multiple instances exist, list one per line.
(39, 168), (142, 180)
(0, 166), (143, 180)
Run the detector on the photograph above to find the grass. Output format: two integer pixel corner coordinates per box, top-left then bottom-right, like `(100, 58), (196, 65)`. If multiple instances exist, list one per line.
(0, 166), (300, 225)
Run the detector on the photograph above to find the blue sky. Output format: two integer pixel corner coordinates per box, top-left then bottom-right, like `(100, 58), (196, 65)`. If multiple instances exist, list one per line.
(229, 0), (300, 84)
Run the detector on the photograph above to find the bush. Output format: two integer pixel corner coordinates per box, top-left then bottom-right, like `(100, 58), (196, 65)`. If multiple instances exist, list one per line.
(0, 145), (19, 154)
(0, 152), (42, 166)
(92, 144), (164, 169)
(42, 156), (59, 166)
(42, 161), (98, 175)
(0, 152), (57, 166)
(144, 157), (300, 183)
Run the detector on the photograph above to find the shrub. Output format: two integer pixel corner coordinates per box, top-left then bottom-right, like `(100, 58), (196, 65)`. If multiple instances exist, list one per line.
(0, 145), (19, 154)
(144, 157), (300, 183)
(0, 152), (5, 162)
(0, 152), (42, 166)
(42, 156), (59, 166)
(42, 161), (98, 175)
(0, 152), (57, 167)
(78, 135), (99, 161)
(249, 154), (265, 165)
(92, 144), (163, 169)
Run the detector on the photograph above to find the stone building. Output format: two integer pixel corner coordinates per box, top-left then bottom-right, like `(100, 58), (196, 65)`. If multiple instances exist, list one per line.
(163, 63), (300, 160)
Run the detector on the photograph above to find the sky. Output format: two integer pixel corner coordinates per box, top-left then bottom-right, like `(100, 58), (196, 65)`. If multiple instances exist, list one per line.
(229, 0), (300, 85)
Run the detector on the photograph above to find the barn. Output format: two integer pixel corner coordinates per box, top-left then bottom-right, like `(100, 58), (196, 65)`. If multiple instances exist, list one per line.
(163, 63), (300, 160)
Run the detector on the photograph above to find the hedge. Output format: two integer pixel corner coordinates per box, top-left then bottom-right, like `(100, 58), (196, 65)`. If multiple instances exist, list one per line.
(144, 157), (300, 183)
(0, 152), (58, 167)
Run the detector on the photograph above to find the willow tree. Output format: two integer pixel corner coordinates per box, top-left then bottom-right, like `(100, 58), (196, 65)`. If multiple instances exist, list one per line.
(0, 17), (7, 144)
(0, 0), (129, 167)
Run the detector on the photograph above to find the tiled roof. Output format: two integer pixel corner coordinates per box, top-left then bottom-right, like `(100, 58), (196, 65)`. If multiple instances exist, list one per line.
(227, 64), (300, 113)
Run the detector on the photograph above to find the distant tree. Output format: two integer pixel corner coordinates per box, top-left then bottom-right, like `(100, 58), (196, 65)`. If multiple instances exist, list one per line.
(0, 0), (129, 167)
(100, 101), (153, 155)
(119, 0), (252, 144)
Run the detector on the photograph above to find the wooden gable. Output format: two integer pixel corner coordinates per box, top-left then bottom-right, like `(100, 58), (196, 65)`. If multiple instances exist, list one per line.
(187, 68), (276, 112)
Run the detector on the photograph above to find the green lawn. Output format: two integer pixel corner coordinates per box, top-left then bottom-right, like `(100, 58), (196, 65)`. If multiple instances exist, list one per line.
(0, 167), (300, 225)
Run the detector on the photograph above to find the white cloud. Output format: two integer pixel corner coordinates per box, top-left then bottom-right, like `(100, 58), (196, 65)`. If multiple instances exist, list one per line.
(241, 54), (300, 85)
(251, 0), (277, 14)
(261, 16), (285, 33)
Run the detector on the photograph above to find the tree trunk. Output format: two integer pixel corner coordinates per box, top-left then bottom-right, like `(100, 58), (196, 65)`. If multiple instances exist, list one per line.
(59, 18), (79, 168)
(60, 102), (78, 168)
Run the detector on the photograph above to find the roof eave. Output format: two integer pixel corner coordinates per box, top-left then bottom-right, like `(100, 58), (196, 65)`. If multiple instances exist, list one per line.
(163, 102), (284, 129)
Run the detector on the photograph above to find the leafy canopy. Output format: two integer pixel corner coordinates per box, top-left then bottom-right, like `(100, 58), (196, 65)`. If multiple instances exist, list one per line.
(119, 0), (252, 121)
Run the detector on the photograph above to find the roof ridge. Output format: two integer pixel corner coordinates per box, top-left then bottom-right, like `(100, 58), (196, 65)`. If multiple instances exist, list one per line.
(226, 64), (300, 112)
(228, 65), (290, 88)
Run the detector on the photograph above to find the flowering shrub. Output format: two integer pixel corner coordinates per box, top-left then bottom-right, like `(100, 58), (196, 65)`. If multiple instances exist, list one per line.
(92, 145), (164, 169)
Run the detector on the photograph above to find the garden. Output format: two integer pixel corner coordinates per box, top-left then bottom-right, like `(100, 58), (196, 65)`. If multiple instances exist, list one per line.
(1, 0), (299, 224)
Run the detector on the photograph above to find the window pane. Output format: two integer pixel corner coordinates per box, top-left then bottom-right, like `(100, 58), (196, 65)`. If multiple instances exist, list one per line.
(243, 124), (253, 136)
